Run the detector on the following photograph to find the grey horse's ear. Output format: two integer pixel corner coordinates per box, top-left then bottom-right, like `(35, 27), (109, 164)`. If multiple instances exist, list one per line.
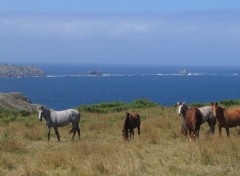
(182, 101), (186, 105)
(177, 102), (180, 105)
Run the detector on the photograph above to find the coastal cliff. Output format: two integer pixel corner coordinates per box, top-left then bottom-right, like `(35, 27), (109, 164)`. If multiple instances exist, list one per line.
(0, 64), (46, 77)
(0, 92), (37, 111)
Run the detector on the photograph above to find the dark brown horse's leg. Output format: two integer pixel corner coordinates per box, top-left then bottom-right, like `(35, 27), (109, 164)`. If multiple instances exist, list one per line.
(218, 125), (222, 137)
(130, 129), (134, 140)
(137, 126), (141, 137)
(54, 127), (60, 141)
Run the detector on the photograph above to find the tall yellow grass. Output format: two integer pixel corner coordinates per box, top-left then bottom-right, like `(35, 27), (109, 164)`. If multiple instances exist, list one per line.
(0, 106), (240, 175)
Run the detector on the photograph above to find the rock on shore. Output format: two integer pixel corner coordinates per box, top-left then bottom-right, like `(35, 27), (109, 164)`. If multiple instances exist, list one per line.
(0, 92), (37, 111)
(0, 64), (46, 77)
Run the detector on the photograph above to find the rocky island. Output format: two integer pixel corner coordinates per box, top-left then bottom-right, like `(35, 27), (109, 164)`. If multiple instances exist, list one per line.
(0, 64), (46, 78)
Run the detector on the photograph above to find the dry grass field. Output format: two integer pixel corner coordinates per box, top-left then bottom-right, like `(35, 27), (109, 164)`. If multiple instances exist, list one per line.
(0, 106), (240, 176)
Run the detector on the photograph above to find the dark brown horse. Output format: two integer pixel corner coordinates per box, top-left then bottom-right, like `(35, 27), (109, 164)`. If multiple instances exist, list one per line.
(211, 102), (240, 137)
(185, 107), (203, 141)
(122, 112), (141, 141)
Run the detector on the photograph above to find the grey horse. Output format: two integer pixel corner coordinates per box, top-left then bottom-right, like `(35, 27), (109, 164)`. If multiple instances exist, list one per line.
(38, 105), (81, 141)
(177, 102), (216, 135)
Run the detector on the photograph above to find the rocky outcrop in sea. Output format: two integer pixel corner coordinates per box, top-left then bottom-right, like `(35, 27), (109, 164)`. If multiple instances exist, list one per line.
(0, 64), (46, 77)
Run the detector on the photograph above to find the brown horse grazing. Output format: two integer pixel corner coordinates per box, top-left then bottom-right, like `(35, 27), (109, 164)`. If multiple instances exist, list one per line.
(185, 107), (203, 141)
(122, 112), (141, 141)
(211, 102), (240, 137)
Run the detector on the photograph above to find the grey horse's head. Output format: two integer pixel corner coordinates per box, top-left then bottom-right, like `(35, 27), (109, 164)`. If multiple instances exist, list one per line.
(38, 105), (44, 121)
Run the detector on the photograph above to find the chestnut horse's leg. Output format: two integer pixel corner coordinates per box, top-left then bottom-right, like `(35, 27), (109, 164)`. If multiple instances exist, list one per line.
(225, 127), (230, 137)
(238, 126), (240, 137)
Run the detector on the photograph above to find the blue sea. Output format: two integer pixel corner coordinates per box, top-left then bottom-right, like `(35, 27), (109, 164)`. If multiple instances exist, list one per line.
(1, 64), (240, 110)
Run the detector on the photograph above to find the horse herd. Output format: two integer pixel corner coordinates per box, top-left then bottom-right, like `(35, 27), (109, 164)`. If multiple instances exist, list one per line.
(37, 102), (240, 142)
(177, 102), (240, 140)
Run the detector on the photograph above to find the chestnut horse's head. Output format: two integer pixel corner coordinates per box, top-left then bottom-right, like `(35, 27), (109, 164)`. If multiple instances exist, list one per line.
(211, 102), (218, 117)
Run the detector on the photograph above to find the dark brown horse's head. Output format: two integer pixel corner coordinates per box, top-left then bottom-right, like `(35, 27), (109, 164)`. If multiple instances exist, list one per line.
(122, 112), (130, 141)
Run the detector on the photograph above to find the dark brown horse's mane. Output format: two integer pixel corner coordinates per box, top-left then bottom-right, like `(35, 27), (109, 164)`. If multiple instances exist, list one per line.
(123, 113), (129, 128)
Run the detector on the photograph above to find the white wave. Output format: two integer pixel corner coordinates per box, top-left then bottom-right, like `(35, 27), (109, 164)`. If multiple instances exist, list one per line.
(45, 72), (239, 78)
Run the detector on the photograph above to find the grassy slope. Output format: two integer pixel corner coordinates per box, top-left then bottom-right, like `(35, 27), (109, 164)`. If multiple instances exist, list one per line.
(0, 104), (240, 176)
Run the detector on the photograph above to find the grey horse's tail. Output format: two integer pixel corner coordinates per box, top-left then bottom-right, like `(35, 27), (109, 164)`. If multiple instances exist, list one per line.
(69, 124), (79, 134)
(69, 128), (74, 134)
(69, 112), (80, 134)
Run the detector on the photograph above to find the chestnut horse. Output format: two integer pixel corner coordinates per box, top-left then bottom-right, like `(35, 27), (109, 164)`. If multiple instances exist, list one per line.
(211, 102), (240, 137)
(122, 112), (141, 141)
(185, 107), (203, 141)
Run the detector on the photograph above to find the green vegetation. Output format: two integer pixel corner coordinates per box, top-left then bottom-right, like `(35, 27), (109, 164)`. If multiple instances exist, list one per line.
(177, 99), (240, 108)
(78, 99), (159, 113)
(219, 99), (240, 107)
(0, 108), (32, 124)
(0, 99), (240, 175)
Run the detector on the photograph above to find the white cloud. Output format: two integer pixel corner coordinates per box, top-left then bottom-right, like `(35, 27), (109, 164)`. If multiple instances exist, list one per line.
(1, 11), (240, 41)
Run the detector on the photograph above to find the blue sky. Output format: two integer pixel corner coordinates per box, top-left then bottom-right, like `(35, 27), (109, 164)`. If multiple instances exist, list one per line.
(1, 0), (240, 66)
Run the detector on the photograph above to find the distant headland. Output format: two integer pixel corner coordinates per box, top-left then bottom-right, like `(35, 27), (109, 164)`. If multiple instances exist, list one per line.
(0, 92), (37, 111)
(0, 64), (46, 78)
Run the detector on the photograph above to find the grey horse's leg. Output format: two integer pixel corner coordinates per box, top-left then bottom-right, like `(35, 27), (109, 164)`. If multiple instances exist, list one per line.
(207, 119), (215, 134)
(71, 128), (77, 140)
(54, 127), (60, 141)
(76, 125), (80, 140)
(47, 127), (51, 141)
(181, 122), (188, 136)
(71, 122), (79, 140)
